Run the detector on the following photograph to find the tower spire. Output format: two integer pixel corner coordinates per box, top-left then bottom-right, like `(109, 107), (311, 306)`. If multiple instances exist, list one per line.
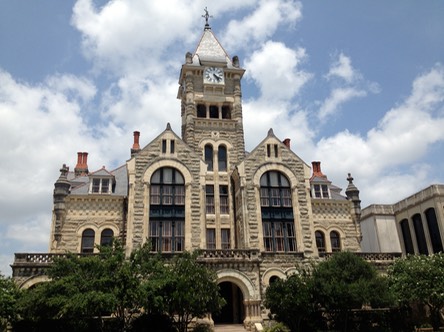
(202, 7), (212, 30)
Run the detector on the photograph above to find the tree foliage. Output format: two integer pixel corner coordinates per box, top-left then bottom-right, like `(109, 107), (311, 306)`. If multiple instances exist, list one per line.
(17, 242), (223, 332)
(157, 252), (224, 332)
(389, 253), (444, 330)
(264, 271), (313, 332)
(18, 241), (158, 331)
(264, 252), (394, 331)
(0, 273), (21, 330)
(311, 252), (393, 330)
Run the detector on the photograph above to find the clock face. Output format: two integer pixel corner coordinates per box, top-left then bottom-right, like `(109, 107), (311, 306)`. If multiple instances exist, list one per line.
(204, 67), (224, 84)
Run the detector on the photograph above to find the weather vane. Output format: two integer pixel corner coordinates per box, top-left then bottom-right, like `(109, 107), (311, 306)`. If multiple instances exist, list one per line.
(202, 7), (212, 29)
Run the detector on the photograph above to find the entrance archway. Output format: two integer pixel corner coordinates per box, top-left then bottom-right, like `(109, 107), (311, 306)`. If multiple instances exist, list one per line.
(214, 281), (245, 324)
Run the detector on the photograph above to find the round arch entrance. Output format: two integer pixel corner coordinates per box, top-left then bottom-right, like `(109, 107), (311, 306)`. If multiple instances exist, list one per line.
(214, 281), (245, 324)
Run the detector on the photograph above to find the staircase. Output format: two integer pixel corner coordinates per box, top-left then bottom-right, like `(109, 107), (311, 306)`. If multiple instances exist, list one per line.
(214, 324), (246, 332)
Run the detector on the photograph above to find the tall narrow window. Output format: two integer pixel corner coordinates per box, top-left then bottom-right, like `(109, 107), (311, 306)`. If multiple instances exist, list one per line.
(221, 229), (230, 249)
(206, 229), (216, 249)
(92, 178), (101, 193)
(218, 145), (227, 171)
(81, 229), (95, 253)
(206, 185), (215, 214)
(220, 185), (229, 214)
(330, 231), (341, 252)
(162, 139), (167, 153)
(197, 104), (206, 118)
(425, 208), (443, 253)
(412, 213), (428, 255)
(170, 140), (175, 154)
(221, 105), (231, 119)
(209, 105), (218, 118)
(400, 219), (414, 254)
(149, 167), (185, 253)
(205, 144), (213, 171)
(315, 231), (326, 253)
(100, 229), (114, 246)
(260, 171), (295, 252)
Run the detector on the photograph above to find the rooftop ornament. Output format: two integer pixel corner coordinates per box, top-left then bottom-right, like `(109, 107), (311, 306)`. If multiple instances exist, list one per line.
(202, 7), (212, 30)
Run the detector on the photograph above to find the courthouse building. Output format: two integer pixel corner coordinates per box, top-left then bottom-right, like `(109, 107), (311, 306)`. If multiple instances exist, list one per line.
(13, 18), (370, 328)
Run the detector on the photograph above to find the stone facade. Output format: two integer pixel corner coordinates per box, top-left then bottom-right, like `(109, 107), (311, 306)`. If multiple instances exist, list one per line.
(12, 23), (366, 330)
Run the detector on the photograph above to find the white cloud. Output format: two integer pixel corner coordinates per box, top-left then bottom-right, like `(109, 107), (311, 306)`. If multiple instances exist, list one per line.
(326, 53), (360, 83)
(314, 64), (444, 206)
(318, 87), (366, 121)
(245, 41), (312, 101)
(71, 0), (203, 76)
(317, 53), (378, 121)
(221, 0), (302, 51)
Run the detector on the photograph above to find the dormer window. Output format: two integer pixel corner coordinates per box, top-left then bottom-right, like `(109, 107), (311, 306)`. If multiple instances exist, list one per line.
(313, 184), (330, 199)
(90, 178), (112, 194)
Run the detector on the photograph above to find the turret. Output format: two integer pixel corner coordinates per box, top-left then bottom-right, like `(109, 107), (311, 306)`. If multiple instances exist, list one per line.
(345, 173), (361, 222)
(53, 164), (71, 242)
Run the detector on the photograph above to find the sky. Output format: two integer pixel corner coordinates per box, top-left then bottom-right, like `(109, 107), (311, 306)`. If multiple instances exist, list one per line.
(1, 0), (444, 276)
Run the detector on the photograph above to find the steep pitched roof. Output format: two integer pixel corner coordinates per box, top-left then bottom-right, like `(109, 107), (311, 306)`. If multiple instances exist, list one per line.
(192, 28), (233, 68)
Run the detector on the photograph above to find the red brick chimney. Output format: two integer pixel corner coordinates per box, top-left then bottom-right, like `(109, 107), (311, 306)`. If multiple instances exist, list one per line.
(74, 152), (89, 176)
(311, 161), (326, 178)
(131, 131), (141, 157)
(133, 131), (140, 150)
(283, 138), (291, 149)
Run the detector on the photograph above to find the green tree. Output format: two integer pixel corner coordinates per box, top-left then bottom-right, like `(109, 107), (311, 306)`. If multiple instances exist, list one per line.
(264, 271), (313, 332)
(389, 253), (444, 331)
(157, 252), (225, 332)
(311, 252), (393, 330)
(18, 240), (161, 331)
(0, 272), (21, 330)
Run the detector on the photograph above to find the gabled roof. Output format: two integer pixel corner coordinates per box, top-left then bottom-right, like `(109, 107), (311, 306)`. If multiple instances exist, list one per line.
(89, 167), (114, 177)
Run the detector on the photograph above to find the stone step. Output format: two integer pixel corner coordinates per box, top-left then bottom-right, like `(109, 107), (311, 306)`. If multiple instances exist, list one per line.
(213, 324), (246, 332)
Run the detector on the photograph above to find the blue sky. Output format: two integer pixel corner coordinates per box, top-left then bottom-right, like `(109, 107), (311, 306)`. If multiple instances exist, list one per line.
(1, 0), (444, 275)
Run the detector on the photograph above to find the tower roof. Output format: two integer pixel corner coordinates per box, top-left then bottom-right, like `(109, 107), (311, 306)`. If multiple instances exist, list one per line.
(192, 28), (233, 68)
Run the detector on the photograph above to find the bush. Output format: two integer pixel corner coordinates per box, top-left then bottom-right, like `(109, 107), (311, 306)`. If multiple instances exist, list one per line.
(192, 322), (213, 332)
(264, 322), (290, 332)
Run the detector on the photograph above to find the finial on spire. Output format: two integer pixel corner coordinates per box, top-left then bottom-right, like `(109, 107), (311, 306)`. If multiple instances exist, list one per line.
(202, 7), (212, 30)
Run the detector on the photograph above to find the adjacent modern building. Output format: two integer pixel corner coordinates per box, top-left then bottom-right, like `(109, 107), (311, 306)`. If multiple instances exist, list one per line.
(361, 184), (444, 256)
(12, 19), (374, 329)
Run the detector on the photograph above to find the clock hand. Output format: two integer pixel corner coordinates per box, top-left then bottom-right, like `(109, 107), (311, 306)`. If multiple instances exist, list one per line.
(213, 73), (221, 82)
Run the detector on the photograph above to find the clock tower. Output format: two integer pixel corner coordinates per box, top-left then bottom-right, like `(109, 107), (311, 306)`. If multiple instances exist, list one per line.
(177, 15), (246, 168)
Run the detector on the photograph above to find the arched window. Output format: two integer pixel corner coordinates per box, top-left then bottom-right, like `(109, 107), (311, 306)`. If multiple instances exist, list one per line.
(315, 231), (325, 253)
(218, 145), (227, 171)
(269, 276), (280, 284)
(81, 229), (95, 253)
(400, 218), (414, 254)
(260, 171), (295, 252)
(100, 229), (114, 247)
(330, 231), (341, 252)
(205, 144), (213, 171)
(412, 213), (428, 254)
(149, 167), (185, 253)
(425, 208), (443, 253)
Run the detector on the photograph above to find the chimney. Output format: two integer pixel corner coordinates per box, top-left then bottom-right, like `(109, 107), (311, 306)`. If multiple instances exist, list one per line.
(311, 161), (325, 178)
(283, 138), (291, 149)
(131, 131), (141, 157)
(74, 152), (89, 176)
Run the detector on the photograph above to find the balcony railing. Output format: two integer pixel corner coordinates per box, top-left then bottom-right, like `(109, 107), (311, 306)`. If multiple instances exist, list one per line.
(12, 251), (402, 279)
